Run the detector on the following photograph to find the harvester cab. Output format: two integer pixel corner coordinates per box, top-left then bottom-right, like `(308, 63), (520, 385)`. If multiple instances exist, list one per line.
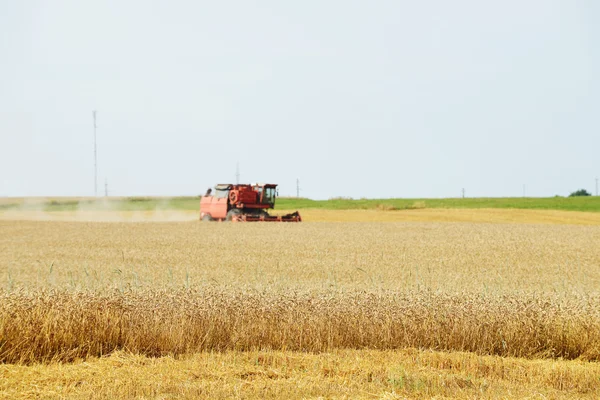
(200, 183), (301, 222)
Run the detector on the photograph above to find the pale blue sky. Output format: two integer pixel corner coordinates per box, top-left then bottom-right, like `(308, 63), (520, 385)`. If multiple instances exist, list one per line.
(1, 1), (598, 199)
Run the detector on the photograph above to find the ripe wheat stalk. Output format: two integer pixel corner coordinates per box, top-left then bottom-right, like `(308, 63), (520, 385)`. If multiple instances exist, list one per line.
(2, 288), (599, 364)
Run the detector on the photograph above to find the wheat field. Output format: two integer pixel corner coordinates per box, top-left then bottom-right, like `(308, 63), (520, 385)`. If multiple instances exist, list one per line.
(1, 212), (600, 398)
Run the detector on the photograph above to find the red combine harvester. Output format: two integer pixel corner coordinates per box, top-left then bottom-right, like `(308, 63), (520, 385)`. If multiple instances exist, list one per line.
(200, 183), (302, 222)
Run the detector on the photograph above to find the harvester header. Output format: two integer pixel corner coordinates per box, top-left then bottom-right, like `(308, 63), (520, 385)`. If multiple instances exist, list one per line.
(200, 183), (301, 222)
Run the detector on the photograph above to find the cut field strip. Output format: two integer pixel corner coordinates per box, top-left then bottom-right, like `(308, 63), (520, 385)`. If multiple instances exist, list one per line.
(3, 349), (599, 399)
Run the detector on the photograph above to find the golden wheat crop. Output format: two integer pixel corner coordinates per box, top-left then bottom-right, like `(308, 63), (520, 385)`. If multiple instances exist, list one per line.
(2, 220), (600, 293)
(1, 289), (600, 364)
(2, 219), (600, 362)
(2, 217), (600, 398)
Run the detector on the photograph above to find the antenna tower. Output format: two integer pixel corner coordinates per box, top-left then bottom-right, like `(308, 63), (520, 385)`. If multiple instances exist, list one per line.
(93, 110), (98, 197)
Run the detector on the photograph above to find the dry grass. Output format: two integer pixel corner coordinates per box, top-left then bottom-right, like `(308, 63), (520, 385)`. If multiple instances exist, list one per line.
(3, 349), (600, 399)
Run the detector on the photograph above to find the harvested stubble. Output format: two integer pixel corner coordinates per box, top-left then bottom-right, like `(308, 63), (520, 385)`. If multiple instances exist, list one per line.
(2, 288), (600, 364)
(4, 349), (600, 399)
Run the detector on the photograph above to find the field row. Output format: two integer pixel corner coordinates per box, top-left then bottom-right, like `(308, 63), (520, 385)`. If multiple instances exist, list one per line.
(2, 289), (600, 364)
(2, 220), (600, 293)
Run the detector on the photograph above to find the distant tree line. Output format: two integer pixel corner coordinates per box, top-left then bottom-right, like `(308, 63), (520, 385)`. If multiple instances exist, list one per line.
(569, 189), (591, 197)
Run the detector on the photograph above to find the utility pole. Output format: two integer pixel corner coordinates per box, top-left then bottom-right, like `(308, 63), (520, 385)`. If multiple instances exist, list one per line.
(104, 179), (108, 197)
(296, 178), (300, 198)
(235, 162), (240, 184)
(93, 110), (98, 197)
(462, 188), (465, 198)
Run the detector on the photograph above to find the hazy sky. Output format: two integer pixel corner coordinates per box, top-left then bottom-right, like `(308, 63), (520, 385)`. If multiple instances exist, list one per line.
(1, 1), (598, 199)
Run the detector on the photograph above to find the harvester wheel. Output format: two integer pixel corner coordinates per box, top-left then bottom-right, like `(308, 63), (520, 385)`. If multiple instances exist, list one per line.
(202, 214), (213, 222)
(226, 209), (241, 221)
(257, 210), (269, 219)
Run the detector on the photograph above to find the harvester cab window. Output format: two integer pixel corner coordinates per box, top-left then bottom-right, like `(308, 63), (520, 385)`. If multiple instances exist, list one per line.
(264, 187), (276, 204)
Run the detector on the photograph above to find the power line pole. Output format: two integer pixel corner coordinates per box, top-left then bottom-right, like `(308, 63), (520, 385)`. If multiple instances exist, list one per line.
(296, 178), (300, 198)
(462, 188), (465, 198)
(93, 110), (98, 197)
(104, 179), (108, 197)
(235, 162), (240, 184)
